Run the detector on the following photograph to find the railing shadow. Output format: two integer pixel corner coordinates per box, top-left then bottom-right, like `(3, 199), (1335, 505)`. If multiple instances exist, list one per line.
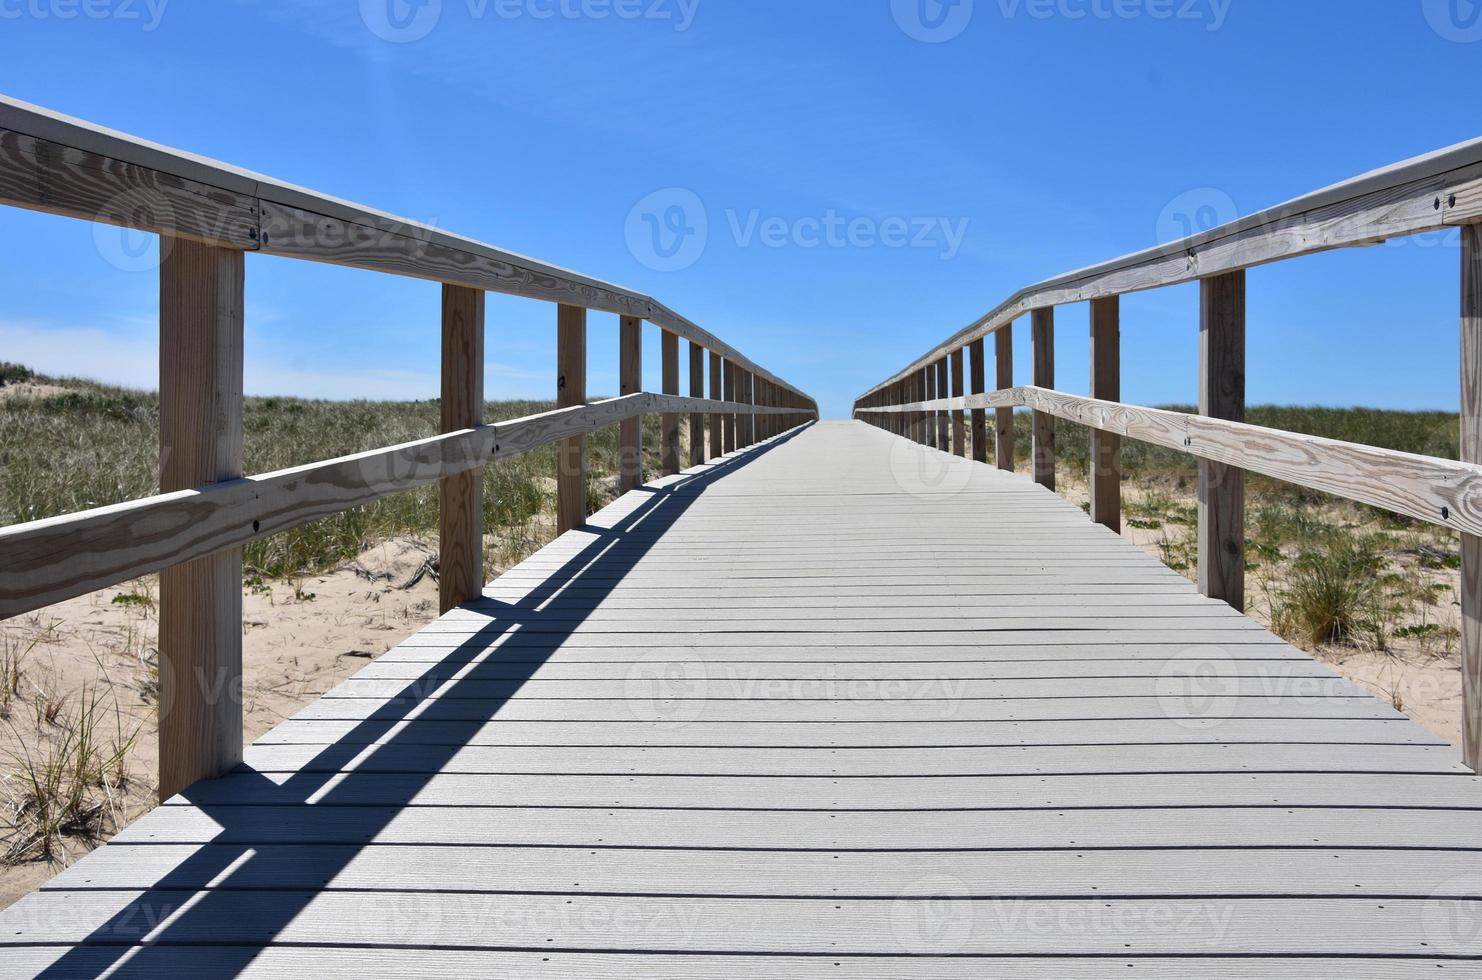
(32, 424), (810, 977)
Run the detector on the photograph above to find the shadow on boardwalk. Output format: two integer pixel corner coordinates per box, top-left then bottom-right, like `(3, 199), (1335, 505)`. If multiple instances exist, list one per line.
(36, 427), (808, 978)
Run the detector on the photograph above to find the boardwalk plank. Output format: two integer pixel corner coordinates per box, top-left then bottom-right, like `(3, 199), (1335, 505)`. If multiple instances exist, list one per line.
(3, 420), (1479, 977)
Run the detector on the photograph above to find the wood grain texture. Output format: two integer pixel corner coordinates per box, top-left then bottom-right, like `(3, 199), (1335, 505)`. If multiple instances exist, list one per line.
(723, 360), (737, 454)
(935, 358), (950, 450)
(157, 238), (244, 802)
(7, 421), (1479, 973)
(709, 351), (724, 460)
(995, 326), (1014, 471)
(1031, 309), (1055, 489)
(1089, 295), (1121, 532)
(556, 304), (587, 534)
(618, 316), (643, 493)
(438, 285), (485, 613)
(661, 329), (681, 476)
(1199, 271), (1246, 611)
(1464, 223), (1482, 772)
(950, 349), (966, 456)
(0, 394), (806, 619)
(0, 97), (810, 405)
(860, 385), (1482, 541)
(968, 338), (987, 463)
(855, 137), (1482, 403)
(688, 341), (705, 467)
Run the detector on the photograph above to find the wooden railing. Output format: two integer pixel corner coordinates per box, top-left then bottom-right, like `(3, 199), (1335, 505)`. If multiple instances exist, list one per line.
(0, 96), (817, 798)
(853, 136), (1482, 768)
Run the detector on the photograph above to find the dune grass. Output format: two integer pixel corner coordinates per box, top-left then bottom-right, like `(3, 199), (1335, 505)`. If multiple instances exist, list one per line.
(0, 368), (678, 581)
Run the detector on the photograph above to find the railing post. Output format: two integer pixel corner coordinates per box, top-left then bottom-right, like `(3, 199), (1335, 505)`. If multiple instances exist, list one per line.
(556, 303), (587, 533)
(743, 370), (755, 447)
(439, 284), (486, 614)
(689, 341), (705, 466)
(968, 338), (987, 463)
(723, 360), (737, 453)
(995, 327), (1014, 471)
(158, 237), (244, 801)
(1090, 296), (1121, 532)
(661, 328), (681, 475)
(1198, 271), (1246, 610)
(618, 314), (643, 493)
(936, 357), (950, 451)
(709, 351), (724, 459)
(1031, 308), (1055, 489)
(950, 348), (966, 457)
(1461, 224), (1482, 771)
(924, 363), (937, 448)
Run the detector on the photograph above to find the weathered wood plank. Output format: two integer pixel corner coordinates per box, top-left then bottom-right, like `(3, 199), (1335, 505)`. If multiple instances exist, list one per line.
(0, 948), (1464, 979)
(1031, 309), (1055, 488)
(688, 340), (705, 467)
(156, 236), (244, 802)
(556, 304), (587, 533)
(857, 137), (1482, 402)
(996, 325), (1014, 470)
(438, 284), (485, 613)
(618, 315), (643, 493)
(1199, 270), (1246, 610)
(1089, 295), (1121, 532)
(1463, 222), (1482, 772)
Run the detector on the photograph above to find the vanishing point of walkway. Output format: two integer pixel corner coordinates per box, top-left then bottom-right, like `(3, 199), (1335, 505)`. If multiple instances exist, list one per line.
(2, 421), (1480, 977)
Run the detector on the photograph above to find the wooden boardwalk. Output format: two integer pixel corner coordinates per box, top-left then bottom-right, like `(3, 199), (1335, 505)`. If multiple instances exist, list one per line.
(4, 420), (1482, 977)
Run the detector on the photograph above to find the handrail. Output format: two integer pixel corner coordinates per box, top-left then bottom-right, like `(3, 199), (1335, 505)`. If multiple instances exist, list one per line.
(861, 386), (1482, 536)
(0, 94), (815, 406)
(851, 140), (1482, 772)
(0, 97), (817, 798)
(857, 135), (1482, 401)
(0, 393), (802, 618)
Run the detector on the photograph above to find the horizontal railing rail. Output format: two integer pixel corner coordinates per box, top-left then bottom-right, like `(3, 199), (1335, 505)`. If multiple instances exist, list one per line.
(0, 393), (804, 618)
(0, 96), (817, 798)
(852, 137), (1482, 771)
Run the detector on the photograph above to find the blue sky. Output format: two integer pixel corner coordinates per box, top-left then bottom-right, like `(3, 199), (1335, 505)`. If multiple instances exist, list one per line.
(0, 0), (1477, 419)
